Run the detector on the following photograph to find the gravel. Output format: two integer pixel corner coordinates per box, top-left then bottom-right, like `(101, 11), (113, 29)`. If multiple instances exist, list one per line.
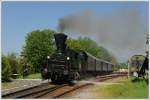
(2, 79), (48, 95)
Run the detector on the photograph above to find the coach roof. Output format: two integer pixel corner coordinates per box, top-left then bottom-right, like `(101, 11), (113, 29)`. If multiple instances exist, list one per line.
(83, 51), (113, 65)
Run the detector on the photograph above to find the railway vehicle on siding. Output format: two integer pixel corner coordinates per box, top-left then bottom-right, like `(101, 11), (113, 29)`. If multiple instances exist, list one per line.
(41, 33), (114, 83)
(130, 55), (148, 77)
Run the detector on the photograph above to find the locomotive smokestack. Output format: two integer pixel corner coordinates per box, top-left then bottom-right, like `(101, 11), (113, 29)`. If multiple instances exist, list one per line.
(54, 33), (67, 53)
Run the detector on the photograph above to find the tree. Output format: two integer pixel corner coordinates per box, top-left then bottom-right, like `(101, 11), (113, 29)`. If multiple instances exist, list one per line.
(2, 55), (12, 82)
(117, 63), (128, 69)
(66, 37), (117, 63)
(66, 37), (101, 57)
(78, 37), (101, 57)
(99, 47), (112, 62)
(22, 29), (56, 73)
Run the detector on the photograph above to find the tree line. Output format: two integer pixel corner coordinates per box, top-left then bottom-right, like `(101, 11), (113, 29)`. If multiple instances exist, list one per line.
(2, 29), (117, 82)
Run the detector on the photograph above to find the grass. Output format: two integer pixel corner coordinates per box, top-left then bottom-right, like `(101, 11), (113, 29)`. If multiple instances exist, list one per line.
(96, 77), (149, 99)
(21, 73), (42, 79)
(16, 73), (42, 79)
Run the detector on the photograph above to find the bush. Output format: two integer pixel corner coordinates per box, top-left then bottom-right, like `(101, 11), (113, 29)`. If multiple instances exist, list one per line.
(7, 53), (20, 74)
(2, 56), (12, 82)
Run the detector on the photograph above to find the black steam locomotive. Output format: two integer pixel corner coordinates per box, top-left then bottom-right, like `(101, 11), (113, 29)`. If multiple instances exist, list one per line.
(41, 33), (114, 83)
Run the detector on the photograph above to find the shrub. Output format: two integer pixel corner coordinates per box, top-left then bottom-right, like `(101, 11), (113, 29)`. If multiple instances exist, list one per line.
(7, 53), (19, 74)
(2, 56), (12, 82)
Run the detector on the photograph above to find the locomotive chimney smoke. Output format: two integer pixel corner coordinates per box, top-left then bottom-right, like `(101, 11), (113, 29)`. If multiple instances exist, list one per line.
(58, 7), (148, 62)
(58, 19), (66, 32)
(54, 33), (67, 53)
(58, 9), (93, 33)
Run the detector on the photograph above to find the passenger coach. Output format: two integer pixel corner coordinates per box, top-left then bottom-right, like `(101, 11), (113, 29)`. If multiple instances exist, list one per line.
(79, 51), (114, 75)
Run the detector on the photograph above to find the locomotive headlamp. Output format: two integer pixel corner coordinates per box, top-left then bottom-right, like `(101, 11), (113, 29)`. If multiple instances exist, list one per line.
(67, 57), (70, 60)
(47, 56), (50, 59)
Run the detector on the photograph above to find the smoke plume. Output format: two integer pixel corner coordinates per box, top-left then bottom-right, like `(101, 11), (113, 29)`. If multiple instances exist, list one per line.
(58, 8), (148, 62)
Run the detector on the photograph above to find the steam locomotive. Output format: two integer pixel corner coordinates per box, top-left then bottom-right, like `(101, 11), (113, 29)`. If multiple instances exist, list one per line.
(41, 33), (114, 83)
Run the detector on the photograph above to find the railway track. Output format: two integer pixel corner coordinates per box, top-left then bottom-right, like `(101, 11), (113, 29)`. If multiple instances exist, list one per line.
(38, 83), (92, 98)
(2, 82), (59, 98)
(38, 74), (126, 98)
(22, 84), (68, 98)
(95, 73), (127, 82)
(2, 82), (92, 99)
(47, 74), (126, 98)
(2, 73), (126, 99)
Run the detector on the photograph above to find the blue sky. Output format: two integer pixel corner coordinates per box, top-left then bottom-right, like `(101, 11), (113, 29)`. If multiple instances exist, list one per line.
(2, 1), (148, 62)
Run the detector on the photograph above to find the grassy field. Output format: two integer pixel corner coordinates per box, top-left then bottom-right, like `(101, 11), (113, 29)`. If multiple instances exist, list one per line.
(96, 77), (149, 99)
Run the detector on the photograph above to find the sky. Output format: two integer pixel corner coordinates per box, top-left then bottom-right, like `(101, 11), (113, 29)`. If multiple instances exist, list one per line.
(2, 1), (149, 63)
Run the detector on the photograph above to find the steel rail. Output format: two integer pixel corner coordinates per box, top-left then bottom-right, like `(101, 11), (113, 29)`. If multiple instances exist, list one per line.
(2, 83), (53, 98)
